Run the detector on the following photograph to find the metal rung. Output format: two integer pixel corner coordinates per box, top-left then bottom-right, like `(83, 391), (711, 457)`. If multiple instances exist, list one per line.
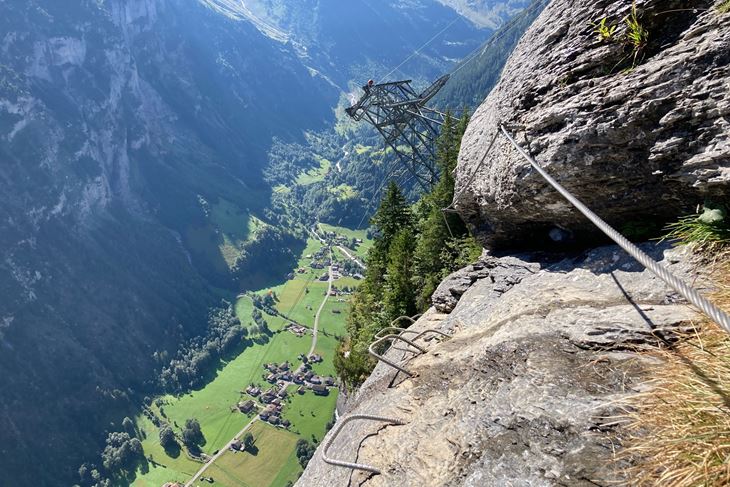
(368, 334), (427, 376)
(412, 328), (451, 341)
(374, 326), (451, 342)
(393, 314), (421, 326)
(374, 326), (419, 340)
(322, 414), (406, 474)
(373, 314), (422, 340)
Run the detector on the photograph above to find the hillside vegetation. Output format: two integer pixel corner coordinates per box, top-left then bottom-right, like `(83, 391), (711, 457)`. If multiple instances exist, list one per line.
(335, 114), (481, 386)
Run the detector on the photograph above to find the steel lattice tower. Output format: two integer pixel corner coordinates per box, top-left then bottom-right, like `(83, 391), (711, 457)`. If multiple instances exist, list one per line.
(345, 75), (450, 189)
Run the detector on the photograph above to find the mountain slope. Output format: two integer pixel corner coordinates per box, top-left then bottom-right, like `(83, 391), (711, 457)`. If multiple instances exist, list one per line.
(206, 0), (492, 88)
(0, 0), (334, 484)
(434, 0), (546, 110)
(0, 0), (537, 484)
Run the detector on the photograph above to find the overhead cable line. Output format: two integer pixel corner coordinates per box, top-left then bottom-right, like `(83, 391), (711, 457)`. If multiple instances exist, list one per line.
(450, 0), (551, 76)
(378, 14), (466, 82)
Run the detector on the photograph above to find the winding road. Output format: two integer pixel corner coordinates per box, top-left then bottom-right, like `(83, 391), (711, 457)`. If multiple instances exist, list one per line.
(309, 250), (333, 357)
(184, 227), (343, 485)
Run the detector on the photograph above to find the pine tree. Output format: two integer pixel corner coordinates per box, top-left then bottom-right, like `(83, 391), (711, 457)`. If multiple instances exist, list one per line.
(412, 111), (480, 310)
(335, 114), (482, 387)
(336, 181), (414, 386)
(383, 228), (417, 319)
(362, 181), (413, 302)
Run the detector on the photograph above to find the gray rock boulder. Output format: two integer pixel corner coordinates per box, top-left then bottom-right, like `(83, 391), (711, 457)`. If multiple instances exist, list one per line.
(454, 0), (730, 249)
(296, 243), (706, 486)
(431, 254), (540, 312)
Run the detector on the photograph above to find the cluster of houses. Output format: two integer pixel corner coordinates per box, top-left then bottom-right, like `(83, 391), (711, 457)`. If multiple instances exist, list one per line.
(286, 323), (309, 337)
(307, 246), (331, 271)
(320, 229), (363, 249)
(328, 285), (352, 298)
(238, 382), (289, 426)
(234, 357), (337, 428)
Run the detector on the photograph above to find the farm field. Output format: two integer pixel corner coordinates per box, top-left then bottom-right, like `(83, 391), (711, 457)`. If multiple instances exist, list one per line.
(319, 299), (350, 337)
(185, 197), (269, 273)
(283, 389), (338, 440)
(319, 223), (372, 259)
(308, 334), (340, 378)
(131, 228), (366, 486)
(204, 422), (302, 487)
(295, 157), (331, 185)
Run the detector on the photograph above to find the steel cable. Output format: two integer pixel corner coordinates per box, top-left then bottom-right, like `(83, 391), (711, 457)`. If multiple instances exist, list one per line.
(499, 124), (730, 333)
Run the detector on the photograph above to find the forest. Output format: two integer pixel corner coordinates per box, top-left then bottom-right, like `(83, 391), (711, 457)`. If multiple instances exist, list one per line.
(334, 114), (482, 386)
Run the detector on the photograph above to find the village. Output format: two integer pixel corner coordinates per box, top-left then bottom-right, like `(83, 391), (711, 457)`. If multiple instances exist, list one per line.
(291, 232), (365, 283)
(146, 225), (368, 486)
(231, 352), (337, 443)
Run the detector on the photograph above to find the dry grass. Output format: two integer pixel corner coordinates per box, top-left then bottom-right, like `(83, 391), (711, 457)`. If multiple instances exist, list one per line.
(621, 256), (730, 486)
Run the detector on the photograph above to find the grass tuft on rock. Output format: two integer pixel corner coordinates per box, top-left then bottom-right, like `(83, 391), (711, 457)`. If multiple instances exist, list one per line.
(661, 205), (730, 253)
(621, 255), (730, 486)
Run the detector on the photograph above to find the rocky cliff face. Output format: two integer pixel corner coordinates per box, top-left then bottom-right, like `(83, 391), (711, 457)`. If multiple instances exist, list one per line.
(298, 244), (703, 486)
(454, 0), (729, 250)
(298, 1), (730, 485)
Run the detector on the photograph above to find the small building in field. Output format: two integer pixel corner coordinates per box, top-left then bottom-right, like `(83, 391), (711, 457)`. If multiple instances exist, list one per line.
(312, 384), (328, 396)
(238, 400), (255, 413)
(260, 404), (276, 420)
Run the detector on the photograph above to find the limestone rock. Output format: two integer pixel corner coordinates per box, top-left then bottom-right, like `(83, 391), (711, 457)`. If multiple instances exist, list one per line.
(431, 255), (540, 312)
(297, 243), (705, 486)
(454, 0), (730, 249)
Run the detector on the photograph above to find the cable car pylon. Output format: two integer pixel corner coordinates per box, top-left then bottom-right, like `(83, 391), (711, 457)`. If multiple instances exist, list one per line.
(345, 75), (450, 189)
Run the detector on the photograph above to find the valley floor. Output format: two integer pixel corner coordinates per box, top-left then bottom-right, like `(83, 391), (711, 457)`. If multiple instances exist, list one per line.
(130, 225), (368, 487)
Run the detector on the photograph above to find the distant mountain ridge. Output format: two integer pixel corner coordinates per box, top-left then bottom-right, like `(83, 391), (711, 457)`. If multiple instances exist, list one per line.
(204, 0), (493, 88)
(437, 0), (532, 28)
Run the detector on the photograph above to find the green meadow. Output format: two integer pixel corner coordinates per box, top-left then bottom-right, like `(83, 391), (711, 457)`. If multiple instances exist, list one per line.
(184, 196), (268, 273)
(131, 229), (366, 486)
(295, 157), (331, 185)
(204, 422), (302, 487)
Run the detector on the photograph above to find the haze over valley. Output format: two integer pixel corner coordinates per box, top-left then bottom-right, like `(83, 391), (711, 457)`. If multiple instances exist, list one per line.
(0, 1), (531, 485)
